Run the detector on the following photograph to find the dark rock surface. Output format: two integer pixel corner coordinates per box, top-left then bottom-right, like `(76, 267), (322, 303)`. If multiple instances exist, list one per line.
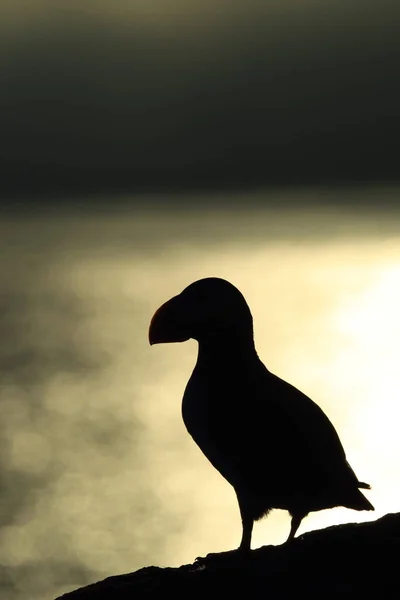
(56, 513), (400, 599)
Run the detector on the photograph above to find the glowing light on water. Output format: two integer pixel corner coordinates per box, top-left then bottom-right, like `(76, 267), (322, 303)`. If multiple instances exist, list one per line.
(0, 202), (399, 597)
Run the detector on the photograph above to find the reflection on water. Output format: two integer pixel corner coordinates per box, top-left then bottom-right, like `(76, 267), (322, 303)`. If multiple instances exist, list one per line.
(0, 191), (399, 598)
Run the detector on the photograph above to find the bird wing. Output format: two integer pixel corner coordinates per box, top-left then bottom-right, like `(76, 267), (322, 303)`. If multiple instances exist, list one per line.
(260, 370), (373, 510)
(266, 371), (347, 463)
(184, 361), (361, 496)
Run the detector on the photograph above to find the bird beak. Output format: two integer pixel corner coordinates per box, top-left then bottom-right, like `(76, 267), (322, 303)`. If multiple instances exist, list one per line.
(149, 295), (190, 345)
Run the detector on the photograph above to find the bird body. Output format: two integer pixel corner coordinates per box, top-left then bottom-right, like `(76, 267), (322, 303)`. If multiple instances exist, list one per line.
(149, 277), (373, 549)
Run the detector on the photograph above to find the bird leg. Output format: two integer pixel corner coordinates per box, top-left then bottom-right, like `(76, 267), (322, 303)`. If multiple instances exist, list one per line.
(237, 495), (254, 552)
(239, 515), (253, 552)
(285, 513), (303, 544)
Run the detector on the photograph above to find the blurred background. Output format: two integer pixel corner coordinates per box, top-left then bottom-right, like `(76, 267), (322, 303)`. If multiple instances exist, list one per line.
(1, 2), (400, 599)
(1, 197), (400, 599)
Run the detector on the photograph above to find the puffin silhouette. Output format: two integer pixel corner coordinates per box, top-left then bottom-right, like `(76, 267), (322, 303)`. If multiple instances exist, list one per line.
(149, 277), (373, 550)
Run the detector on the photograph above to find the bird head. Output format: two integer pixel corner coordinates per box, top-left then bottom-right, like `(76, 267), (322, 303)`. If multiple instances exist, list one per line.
(149, 277), (253, 345)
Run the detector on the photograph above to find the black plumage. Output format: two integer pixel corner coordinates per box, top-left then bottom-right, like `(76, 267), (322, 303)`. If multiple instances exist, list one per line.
(149, 277), (373, 550)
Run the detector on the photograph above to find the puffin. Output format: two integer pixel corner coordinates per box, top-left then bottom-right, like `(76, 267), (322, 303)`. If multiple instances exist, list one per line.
(149, 277), (373, 550)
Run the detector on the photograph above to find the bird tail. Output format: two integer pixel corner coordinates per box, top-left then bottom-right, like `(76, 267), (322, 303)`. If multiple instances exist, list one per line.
(342, 481), (374, 511)
(356, 493), (374, 511)
(349, 482), (374, 511)
(357, 481), (371, 490)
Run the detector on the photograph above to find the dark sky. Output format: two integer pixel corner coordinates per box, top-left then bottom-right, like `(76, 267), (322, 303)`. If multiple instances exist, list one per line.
(1, 2), (399, 196)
